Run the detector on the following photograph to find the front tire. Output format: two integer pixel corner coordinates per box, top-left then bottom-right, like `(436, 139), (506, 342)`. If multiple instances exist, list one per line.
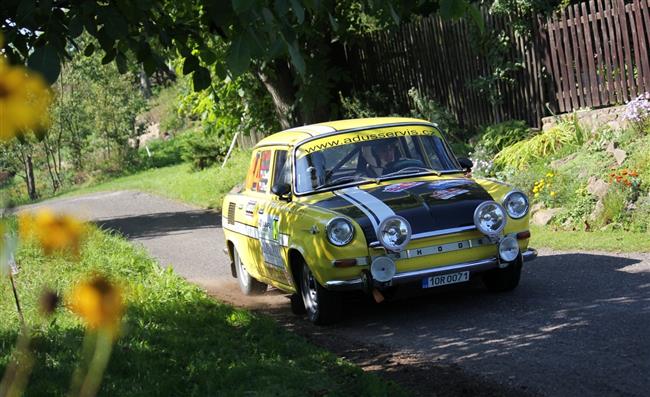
(482, 256), (522, 292)
(233, 247), (267, 295)
(299, 262), (341, 325)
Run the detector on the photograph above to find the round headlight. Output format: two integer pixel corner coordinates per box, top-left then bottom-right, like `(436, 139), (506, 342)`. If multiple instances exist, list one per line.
(503, 191), (529, 219)
(326, 217), (354, 246)
(499, 236), (520, 262)
(376, 216), (411, 252)
(473, 201), (506, 236)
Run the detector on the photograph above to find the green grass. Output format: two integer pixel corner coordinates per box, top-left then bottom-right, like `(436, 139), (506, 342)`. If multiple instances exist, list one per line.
(59, 150), (250, 209)
(531, 225), (650, 252)
(1, 225), (405, 396)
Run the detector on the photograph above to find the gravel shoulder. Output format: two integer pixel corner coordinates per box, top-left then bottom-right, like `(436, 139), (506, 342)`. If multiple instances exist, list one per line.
(19, 190), (650, 397)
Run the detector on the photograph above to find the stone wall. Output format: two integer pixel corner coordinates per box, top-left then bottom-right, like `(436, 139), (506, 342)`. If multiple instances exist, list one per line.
(541, 104), (628, 132)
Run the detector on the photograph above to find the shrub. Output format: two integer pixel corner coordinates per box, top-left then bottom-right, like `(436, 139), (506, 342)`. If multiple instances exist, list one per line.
(407, 88), (460, 138)
(181, 132), (230, 170)
(622, 93), (650, 134)
(629, 196), (650, 232)
(493, 119), (585, 171)
(476, 120), (531, 154)
(599, 187), (628, 226)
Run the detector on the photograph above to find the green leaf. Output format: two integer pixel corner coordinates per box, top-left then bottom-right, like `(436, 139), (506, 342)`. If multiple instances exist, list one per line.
(214, 62), (228, 80)
(226, 35), (251, 77)
(183, 55), (200, 75)
(388, 4), (400, 25)
(116, 52), (127, 74)
(27, 45), (61, 84)
(328, 13), (338, 31)
(232, 0), (255, 13)
(287, 41), (305, 76)
(200, 49), (217, 65)
(262, 7), (275, 25)
(466, 4), (485, 34)
(274, 0), (289, 15)
(192, 66), (211, 91)
(84, 43), (95, 56)
(68, 14), (84, 38)
(289, 0), (304, 23)
(439, 0), (467, 20)
(101, 48), (116, 64)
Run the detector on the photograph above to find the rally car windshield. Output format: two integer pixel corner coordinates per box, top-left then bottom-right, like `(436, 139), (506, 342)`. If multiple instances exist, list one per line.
(294, 127), (462, 194)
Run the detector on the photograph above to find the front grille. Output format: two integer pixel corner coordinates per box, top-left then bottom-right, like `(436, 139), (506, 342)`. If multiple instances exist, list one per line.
(227, 202), (236, 225)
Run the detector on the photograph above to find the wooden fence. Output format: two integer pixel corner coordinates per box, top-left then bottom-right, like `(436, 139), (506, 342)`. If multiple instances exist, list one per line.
(347, 0), (650, 129)
(348, 12), (549, 128)
(547, 0), (650, 112)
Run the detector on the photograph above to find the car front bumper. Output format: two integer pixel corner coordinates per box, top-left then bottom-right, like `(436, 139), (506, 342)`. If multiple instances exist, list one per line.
(324, 248), (538, 291)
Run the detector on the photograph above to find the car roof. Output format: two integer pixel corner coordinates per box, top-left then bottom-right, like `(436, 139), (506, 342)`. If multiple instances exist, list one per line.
(255, 117), (434, 148)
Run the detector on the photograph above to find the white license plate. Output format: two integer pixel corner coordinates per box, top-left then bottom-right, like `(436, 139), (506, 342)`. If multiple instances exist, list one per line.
(422, 271), (470, 289)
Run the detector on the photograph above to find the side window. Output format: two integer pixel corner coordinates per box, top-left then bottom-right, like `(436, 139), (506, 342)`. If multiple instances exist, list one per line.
(245, 150), (273, 192)
(273, 150), (291, 186)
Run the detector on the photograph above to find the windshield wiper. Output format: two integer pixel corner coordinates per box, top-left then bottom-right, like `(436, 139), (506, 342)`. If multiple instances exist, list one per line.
(314, 175), (370, 190)
(377, 167), (441, 180)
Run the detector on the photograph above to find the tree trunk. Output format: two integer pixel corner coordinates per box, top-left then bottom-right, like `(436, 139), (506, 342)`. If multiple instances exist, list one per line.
(24, 153), (38, 200)
(256, 61), (300, 129)
(139, 66), (152, 99)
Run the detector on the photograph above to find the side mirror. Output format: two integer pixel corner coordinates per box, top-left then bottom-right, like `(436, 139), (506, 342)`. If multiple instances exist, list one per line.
(271, 183), (291, 200)
(458, 157), (473, 171)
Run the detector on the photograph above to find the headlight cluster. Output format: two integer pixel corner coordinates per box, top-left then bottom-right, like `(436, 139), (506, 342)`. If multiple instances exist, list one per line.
(377, 216), (411, 252)
(326, 217), (354, 246)
(503, 191), (529, 219)
(473, 201), (506, 236)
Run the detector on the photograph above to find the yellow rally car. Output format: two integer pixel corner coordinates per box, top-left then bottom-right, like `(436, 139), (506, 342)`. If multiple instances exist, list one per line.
(222, 117), (537, 324)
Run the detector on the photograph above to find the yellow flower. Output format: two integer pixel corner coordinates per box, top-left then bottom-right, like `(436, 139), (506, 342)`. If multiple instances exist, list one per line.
(68, 275), (124, 336)
(546, 172), (554, 178)
(534, 193), (539, 198)
(0, 56), (52, 141)
(550, 191), (557, 197)
(19, 210), (86, 256)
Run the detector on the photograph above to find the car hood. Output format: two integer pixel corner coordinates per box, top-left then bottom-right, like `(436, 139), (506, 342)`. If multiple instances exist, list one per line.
(313, 179), (493, 243)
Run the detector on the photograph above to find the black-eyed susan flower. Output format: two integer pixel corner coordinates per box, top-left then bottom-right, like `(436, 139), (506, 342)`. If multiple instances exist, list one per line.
(18, 210), (87, 256)
(68, 275), (124, 336)
(0, 53), (52, 141)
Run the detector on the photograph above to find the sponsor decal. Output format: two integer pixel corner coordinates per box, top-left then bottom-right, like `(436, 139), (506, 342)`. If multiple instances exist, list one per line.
(297, 126), (440, 157)
(258, 214), (285, 269)
(430, 188), (469, 200)
(245, 201), (256, 217)
(428, 179), (473, 190)
(383, 182), (425, 193)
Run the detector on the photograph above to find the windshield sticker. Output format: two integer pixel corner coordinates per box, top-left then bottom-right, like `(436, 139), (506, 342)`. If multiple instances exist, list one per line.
(430, 188), (469, 200)
(383, 182), (425, 193)
(298, 126), (439, 157)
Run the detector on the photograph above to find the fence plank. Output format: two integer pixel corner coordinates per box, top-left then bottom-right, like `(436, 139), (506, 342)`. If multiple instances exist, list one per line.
(632, 0), (650, 93)
(580, 2), (601, 106)
(591, 0), (613, 104)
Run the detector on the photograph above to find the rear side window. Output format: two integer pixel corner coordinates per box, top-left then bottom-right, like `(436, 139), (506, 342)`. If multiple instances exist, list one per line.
(245, 149), (273, 192)
(273, 150), (291, 186)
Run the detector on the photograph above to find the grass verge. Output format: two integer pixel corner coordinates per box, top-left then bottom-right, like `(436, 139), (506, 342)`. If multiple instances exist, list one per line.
(530, 225), (650, 253)
(0, 225), (405, 396)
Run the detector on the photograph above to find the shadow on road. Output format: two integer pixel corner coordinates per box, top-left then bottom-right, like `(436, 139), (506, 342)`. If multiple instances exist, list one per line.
(272, 252), (649, 396)
(96, 210), (222, 240)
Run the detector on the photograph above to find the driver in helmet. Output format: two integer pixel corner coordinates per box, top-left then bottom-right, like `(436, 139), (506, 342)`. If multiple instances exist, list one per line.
(362, 140), (398, 177)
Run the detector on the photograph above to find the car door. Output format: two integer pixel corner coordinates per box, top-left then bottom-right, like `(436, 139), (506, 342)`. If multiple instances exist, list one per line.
(258, 147), (295, 287)
(231, 147), (273, 282)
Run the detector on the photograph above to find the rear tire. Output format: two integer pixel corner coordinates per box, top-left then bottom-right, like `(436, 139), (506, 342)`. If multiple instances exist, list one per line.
(299, 261), (341, 325)
(233, 247), (267, 295)
(482, 256), (522, 292)
(290, 294), (306, 315)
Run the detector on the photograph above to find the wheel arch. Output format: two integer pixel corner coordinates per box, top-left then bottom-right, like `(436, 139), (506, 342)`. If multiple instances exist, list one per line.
(226, 240), (237, 278)
(287, 248), (306, 292)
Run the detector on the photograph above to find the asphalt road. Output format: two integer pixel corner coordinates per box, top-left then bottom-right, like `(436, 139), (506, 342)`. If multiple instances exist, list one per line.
(20, 190), (650, 397)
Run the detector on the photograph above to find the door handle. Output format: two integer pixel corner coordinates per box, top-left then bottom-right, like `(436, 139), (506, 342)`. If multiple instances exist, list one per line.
(258, 209), (264, 214)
